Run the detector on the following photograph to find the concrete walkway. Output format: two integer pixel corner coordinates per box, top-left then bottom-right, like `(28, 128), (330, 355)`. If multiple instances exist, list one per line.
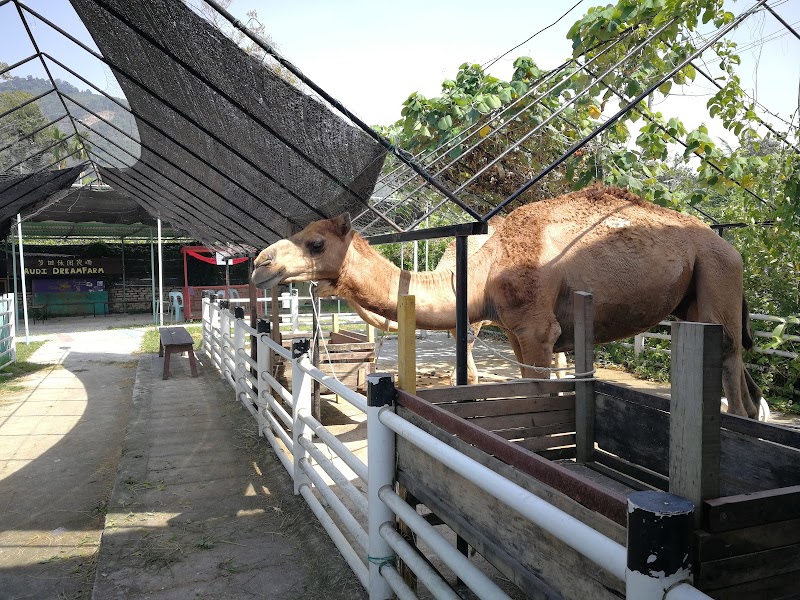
(0, 318), (145, 600)
(92, 353), (363, 600)
(0, 315), (364, 600)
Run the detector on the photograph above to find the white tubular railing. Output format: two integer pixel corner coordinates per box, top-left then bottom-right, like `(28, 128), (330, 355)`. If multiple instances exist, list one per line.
(378, 405), (626, 581)
(202, 297), (713, 600)
(0, 294), (16, 367)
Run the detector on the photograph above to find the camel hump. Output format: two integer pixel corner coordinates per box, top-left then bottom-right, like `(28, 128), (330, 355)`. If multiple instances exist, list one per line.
(742, 295), (754, 350)
(581, 183), (646, 205)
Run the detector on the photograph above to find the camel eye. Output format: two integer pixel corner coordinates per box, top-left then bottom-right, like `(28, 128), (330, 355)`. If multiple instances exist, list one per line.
(307, 239), (325, 255)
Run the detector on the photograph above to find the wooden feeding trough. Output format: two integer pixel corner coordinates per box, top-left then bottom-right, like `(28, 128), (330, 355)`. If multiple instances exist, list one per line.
(393, 293), (800, 599)
(272, 319), (377, 393)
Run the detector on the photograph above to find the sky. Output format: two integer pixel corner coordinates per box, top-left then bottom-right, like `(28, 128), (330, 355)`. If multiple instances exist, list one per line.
(1, 0), (798, 144)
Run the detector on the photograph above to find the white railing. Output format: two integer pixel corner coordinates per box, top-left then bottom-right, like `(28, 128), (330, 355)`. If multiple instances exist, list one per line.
(201, 297), (712, 600)
(630, 314), (799, 360)
(0, 294), (17, 368)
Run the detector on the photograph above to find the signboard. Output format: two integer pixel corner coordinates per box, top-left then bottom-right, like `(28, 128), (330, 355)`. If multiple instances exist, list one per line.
(22, 256), (122, 277)
(33, 279), (105, 294)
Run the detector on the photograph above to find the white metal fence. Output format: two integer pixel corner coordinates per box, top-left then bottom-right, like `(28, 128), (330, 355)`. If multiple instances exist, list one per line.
(631, 314), (799, 360)
(201, 297), (711, 600)
(0, 294), (17, 368)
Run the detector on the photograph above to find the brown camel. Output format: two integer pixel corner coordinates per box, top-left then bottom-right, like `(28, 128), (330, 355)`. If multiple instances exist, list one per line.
(331, 218), (567, 385)
(253, 185), (762, 418)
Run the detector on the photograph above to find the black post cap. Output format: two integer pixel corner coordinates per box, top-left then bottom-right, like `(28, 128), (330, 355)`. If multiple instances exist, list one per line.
(257, 319), (270, 334)
(627, 491), (694, 577)
(291, 338), (310, 358)
(234, 306), (245, 319)
(367, 372), (396, 407)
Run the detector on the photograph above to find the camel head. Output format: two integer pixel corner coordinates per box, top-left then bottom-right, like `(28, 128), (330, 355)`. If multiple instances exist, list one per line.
(251, 213), (354, 290)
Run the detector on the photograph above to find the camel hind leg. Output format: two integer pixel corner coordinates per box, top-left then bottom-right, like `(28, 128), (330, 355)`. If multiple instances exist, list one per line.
(693, 260), (759, 418)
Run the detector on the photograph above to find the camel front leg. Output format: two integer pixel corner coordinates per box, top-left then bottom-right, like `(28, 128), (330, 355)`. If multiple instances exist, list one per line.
(512, 314), (562, 380)
(448, 322), (482, 385)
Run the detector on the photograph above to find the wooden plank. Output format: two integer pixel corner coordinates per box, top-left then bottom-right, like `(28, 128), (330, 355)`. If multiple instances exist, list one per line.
(595, 393), (669, 475)
(704, 569), (800, 600)
(441, 394), (575, 419)
(397, 407), (626, 542)
(592, 450), (669, 492)
(703, 485), (800, 532)
(330, 331), (369, 345)
(417, 379), (574, 403)
(470, 409), (575, 433)
(515, 433), (576, 453)
(320, 351), (375, 362)
(574, 291), (595, 463)
(595, 381), (669, 410)
(397, 393), (629, 526)
(494, 421), (577, 440)
(397, 295), (415, 394)
(159, 326), (194, 346)
(696, 518), (800, 561)
(669, 323), (722, 516)
(396, 408), (625, 600)
(537, 447), (577, 461)
(719, 412), (800, 451)
(719, 428), (800, 495)
(596, 381), (800, 452)
(696, 542), (800, 590)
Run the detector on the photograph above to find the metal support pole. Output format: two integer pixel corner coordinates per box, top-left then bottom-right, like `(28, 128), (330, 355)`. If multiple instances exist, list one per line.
(157, 219), (164, 327)
(367, 372), (397, 600)
(150, 230), (156, 325)
(11, 237), (18, 334)
(16, 214), (29, 344)
(455, 235), (468, 385)
(291, 339), (312, 495)
(121, 236), (127, 314)
(626, 491), (694, 598)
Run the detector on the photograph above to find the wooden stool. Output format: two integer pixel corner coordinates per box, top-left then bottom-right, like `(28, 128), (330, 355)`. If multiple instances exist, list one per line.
(158, 326), (198, 380)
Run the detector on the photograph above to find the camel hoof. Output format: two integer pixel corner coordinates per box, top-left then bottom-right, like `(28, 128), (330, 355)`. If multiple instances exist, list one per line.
(758, 398), (770, 422)
(720, 397), (768, 421)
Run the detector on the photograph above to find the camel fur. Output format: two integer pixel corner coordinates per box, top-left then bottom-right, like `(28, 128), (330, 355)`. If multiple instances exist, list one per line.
(252, 184), (762, 418)
(333, 218), (567, 385)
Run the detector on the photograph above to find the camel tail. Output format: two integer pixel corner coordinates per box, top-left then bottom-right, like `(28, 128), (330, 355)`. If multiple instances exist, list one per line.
(742, 296), (754, 350)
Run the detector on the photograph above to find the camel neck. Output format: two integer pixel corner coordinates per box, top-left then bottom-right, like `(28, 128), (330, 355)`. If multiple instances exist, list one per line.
(336, 235), (487, 330)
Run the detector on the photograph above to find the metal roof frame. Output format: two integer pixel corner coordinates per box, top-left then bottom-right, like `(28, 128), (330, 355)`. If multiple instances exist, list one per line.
(0, 0), (795, 249)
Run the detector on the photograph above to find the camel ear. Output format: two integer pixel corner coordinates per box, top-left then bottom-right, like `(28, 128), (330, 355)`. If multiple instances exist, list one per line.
(332, 213), (352, 237)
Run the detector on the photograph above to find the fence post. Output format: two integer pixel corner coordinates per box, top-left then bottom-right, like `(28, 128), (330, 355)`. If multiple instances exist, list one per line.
(201, 297), (209, 355)
(233, 306), (246, 405)
(575, 291), (595, 463)
(291, 338), (312, 495)
(669, 322), (721, 524)
(256, 319), (271, 437)
(634, 333), (644, 357)
(367, 372), (397, 600)
(207, 299), (219, 369)
(219, 301), (231, 383)
(6, 294), (16, 364)
(626, 490), (694, 598)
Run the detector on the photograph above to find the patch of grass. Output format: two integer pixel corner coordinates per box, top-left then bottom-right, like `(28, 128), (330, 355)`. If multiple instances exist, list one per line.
(0, 340), (55, 394)
(138, 325), (203, 354)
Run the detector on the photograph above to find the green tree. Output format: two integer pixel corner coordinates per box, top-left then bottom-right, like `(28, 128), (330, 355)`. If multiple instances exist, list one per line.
(46, 126), (70, 168)
(0, 90), (50, 172)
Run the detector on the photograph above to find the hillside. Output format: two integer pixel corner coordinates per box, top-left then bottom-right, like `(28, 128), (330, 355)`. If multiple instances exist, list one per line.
(0, 74), (139, 167)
